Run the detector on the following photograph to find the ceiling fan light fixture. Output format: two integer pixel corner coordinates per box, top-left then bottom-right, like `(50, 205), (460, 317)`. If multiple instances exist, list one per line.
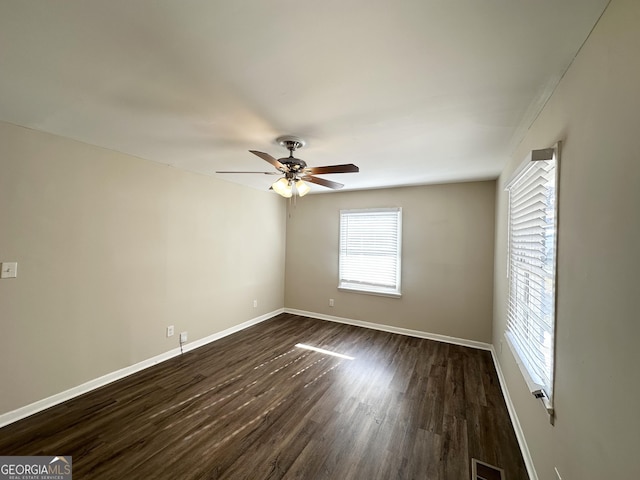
(295, 179), (311, 197)
(272, 177), (292, 198)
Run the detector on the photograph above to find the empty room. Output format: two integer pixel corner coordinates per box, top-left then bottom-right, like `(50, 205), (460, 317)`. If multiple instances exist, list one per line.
(0, 1), (638, 479)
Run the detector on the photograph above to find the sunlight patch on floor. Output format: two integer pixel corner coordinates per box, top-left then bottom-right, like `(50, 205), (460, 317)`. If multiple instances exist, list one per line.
(295, 343), (355, 360)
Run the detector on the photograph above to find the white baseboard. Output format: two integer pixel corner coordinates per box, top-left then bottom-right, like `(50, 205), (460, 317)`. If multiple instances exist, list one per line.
(179, 309), (284, 354)
(284, 308), (493, 351)
(489, 345), (538, 480)
(0, 308), (284, 428)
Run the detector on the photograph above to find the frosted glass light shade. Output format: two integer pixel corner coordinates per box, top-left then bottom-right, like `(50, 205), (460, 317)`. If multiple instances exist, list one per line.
(295, 179), (311, 197)
(272, 177), (292, 198)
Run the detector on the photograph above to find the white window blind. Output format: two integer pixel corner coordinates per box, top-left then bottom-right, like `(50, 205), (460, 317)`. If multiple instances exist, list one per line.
(339, 208), (402, 296)
(505, 147), (558, 409)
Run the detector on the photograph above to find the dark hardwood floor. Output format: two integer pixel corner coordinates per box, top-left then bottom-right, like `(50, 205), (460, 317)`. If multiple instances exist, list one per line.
(0, 313), (528, 479)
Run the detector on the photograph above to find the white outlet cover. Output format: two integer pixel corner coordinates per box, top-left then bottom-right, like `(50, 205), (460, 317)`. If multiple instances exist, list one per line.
(180, 332), (188, 343)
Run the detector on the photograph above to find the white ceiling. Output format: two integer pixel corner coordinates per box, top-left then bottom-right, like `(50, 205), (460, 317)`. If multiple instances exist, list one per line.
(0, 1), (609, 193)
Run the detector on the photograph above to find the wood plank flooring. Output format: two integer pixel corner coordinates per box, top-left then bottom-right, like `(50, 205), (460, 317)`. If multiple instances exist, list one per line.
(0, 313), (529, 479)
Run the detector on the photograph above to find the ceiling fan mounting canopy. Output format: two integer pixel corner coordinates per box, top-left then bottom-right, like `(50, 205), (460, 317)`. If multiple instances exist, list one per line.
(276, 135), (306, 151)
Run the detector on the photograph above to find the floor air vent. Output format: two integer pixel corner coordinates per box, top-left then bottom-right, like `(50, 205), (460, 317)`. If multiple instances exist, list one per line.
(471, 458), (505, 480)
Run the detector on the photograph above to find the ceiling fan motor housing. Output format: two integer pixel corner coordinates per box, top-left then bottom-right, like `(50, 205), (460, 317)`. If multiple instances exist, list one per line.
(279, 157), (307, 175)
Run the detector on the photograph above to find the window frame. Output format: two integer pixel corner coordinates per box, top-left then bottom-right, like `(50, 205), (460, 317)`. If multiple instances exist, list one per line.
(338, 207), (402, 297)
(504, 144), (559, 416)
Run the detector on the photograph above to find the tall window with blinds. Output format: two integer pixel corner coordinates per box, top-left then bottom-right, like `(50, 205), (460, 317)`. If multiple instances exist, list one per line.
(339, 208), (402, 297)
(505, 147), (558, 410)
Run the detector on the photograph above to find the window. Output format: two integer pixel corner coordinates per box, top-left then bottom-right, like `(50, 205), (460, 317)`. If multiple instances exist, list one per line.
(505, 146), (558, 411)
(339, 208), (402, 296)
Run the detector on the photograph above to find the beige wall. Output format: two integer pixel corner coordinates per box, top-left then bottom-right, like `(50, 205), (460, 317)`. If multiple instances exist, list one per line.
(493, 0), (640, 478)
(285, 181), (496, 343)
(0, 122), (286, 416)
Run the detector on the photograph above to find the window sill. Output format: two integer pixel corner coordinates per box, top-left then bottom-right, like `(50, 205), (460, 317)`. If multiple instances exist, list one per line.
(338, 286), (402, 298)
(504, 331), (555, 422)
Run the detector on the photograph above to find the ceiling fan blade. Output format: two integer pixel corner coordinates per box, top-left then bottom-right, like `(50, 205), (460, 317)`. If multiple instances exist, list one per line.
(304, 163), (359, 175)
(302, 175), (344, 190)
(216, 171), (280, 175)
(249, 150), (285, 170)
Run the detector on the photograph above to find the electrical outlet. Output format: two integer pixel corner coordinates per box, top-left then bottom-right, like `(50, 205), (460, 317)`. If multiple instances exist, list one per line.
(253, 299), (258, 308)
(167, 325), (174, 337)
(499, 339), (503, 354)
(180, 332), (188, 343)
(329, 298), (334, 307)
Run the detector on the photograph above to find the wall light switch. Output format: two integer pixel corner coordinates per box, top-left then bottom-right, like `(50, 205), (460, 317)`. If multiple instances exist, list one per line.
(1, 262), (17, 279)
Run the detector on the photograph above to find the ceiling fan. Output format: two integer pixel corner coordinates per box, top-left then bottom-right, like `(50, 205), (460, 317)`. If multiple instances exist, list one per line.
(216, 136), (359, 198)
